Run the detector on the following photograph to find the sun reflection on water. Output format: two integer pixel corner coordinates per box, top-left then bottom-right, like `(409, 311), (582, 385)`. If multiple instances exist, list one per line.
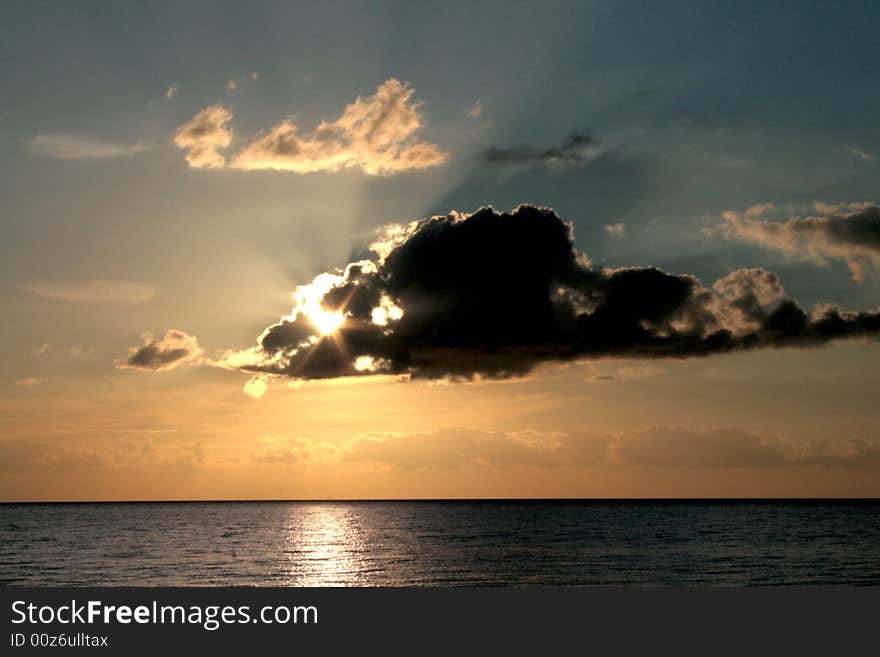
(283, 503), (367, 586)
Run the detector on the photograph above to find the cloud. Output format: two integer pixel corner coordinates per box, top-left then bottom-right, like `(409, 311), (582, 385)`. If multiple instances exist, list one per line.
(173, 104), (234, 169)
(799, 438), (880, 469)
(345, 428), (599, 469)
(0, 441), (102, 473)
(250, 72), (259, 81)
(226, 79), (237, 91)
(27, 134), (149, 160)
(482, 131), (599, 167)
(343, 426), (880, 470)
(14, 377), (46, 387)
(608, 365), (663, 382)
(251, 435), (310, 464)
(228, 78), (447, 175)
(587, 364), (663, 382)
(243, 374), (270, 399)
(222, 205), (880, 383)
(172, 79), (446, 175)
(30, 343), (92, 359)
(465, 99), (483, 118)
(0, 437), (205, 473)
(68, 345), (94, 358)
(609, 427), (786, 467)
(165, 84), (178, 100)
(720, 203), (880, 281)
(848, 148), (874, 161)
(33, 343), (52, 357)
(19, 279), (155, 304)
(118, 329), (204, 372)
(605, 222), (625, 236)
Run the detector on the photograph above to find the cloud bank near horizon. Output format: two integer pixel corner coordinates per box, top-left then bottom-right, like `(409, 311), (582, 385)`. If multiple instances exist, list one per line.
(343, 427), (880, 470)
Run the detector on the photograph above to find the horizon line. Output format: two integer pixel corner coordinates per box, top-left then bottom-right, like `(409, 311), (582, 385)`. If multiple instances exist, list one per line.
(3, 497), (879, 505)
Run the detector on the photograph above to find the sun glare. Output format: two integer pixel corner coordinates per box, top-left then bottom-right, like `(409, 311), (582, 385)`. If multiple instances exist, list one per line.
(290, 272), (348, 336)
(310, 308), (345, 336)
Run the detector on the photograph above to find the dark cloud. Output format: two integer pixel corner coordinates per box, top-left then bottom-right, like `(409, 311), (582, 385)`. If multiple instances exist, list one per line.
(482, 131), (599, 166)
(227, 205), (880, 382)
(119, 329), (204, 372)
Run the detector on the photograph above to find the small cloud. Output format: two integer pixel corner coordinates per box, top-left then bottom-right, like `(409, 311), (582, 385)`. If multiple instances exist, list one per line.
(482, 131), (599, 168)
(849, 147), (874, 161)
(28, 134), (149, 160)
(19, 279), (155, 304)
(14, 377), (46, 387)
(605, 222), (625, 236)
(590, 365), (661, 382)
(250, 72), (259, 81)
(118, 329), (204, 372)
(465, 99), (483, 118)
(243, 373), (270, 399)
(615, 365), (662, 381)
(33, 343), (52, 357)
(226, 78), (238, 92)
(68, 345), (94, 358)
(173, 104), (234, 169)
(165, 84), (178, 100)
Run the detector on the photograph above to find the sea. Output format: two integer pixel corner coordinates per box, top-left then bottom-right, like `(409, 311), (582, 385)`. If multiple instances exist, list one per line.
(1, 500), (878, 586)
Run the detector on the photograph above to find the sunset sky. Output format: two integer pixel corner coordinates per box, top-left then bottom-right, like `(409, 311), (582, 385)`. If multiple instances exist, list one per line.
(2, 1), (879, 501)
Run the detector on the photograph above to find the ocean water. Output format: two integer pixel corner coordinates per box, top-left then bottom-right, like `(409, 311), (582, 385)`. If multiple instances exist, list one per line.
(1, 501), (878, 586)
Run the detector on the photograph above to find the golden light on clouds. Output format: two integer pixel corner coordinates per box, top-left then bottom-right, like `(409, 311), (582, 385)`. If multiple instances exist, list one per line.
(6, 2), (880, 511)
(293, 271), (351, 335)
(310, 310), (345, 337)
(172, 104), (234, 169)
(173, 79), (447, 175)
(243, 374), (271, 399)
(719, 202), (880, 282)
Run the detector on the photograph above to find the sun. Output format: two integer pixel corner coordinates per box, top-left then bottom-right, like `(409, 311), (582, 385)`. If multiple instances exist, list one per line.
(289, 272), (349, 337)
(309, 308), (345, 336)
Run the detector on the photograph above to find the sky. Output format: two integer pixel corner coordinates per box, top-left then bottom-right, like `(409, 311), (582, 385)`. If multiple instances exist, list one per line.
(1, 0), (879, 500)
